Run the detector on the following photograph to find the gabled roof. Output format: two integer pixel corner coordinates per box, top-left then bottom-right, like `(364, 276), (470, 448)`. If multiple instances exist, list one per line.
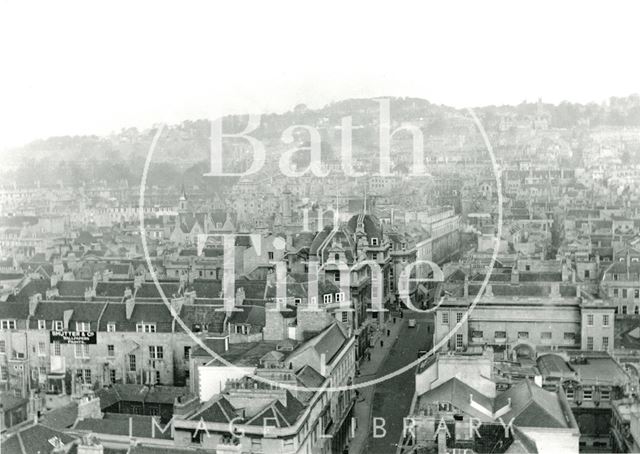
(189, 396), (237, 423)
(246, 391), (305, 428)
(498, 380), (571, 429)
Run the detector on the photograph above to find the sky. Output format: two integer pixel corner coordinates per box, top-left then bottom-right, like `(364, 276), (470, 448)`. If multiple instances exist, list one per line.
(1, 0), (640, 152)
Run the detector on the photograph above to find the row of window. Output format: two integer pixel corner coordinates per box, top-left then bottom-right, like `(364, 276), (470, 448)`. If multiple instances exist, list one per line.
(0, 340), (189, 361)
(470, 331), (577, 342)
(0, 320), (157, 333)
(565, 386), (610, 401)
(586, 314), (610, 327)
(610, 288), (640, 299)
(586, 336), (609, 351)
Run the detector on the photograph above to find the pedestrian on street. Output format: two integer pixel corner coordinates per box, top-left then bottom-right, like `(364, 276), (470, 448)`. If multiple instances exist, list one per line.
(387, 329), (390, 336)
(380, 339), (384, 348)
(393, 317), (396, 323)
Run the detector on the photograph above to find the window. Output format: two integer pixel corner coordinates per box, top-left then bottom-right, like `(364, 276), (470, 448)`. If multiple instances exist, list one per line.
(601, 388), (611, 401)
(442, 312), (449, 324)
(541, 332), (552, 341)
(586, 314), (594, 326)
(335, 292), (345, 303)
(341, 312), (348, 323)
(525, 265), (531, 271)
(79, 369), (91, 384)
(107, 345), (115, 357)
(586, 336), (594, 351)
(334, 254), (340, 261)
(155, 371), (161, 384)
(603, 314), (609, 327)
(0, 340), (5, 354)
(75, 344), (89, 358)
(494, 331), (506, 339)
(268, 251), (274, 260)
(149, 346), (164, 360)
(623, 289), (628, 298)
(518, 331), (529, 339)
(184, 346), (191, 360)
(455, 334), (464, 350)
(136, 323), (156, 333)
(602, 337), (609, 351)
(107, 323), (116, 332)
(623, 306), (628, 315)
(456, 312), (463, 323)
(76, 322), (90, 332)
(471, 330), (483, 339)
(614, 274), (619, 281)
(0, 320), (16, 330)
(37, 342), (46, 356)
(51, 342), (61, 356)
(109, 369), (116, 384)
(635, 289), (640, 299)
(53, 320), (63, 331)
(613, 288), (619, 297)
(371, 238), (379, 246)
(583, 386), (593, 401)
(0, 365), (7, 381)
(293, 298), (301, 306)
(323, 294), (332, 304)
(38, 320), (46, 330)
(565, 387), (574, 400)
(129, 354), (137, 371)
(584, 270), (590, 279)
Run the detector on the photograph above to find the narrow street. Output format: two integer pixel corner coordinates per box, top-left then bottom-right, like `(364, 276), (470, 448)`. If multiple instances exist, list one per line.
(360, 312), (433, 454)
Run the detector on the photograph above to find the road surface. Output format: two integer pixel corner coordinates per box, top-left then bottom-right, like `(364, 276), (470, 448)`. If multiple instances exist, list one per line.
(363, 312), (433, 454)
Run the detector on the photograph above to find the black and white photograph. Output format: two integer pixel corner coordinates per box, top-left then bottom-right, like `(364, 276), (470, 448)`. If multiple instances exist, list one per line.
(1, 2), (640, 453)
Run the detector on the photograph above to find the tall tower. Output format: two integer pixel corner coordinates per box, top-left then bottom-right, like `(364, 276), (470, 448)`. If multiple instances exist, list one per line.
(281, 188), (292, 225)
(179, 185), (188, 212)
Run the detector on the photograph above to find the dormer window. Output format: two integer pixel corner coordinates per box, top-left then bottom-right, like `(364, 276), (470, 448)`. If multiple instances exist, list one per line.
(136, 323), (156, 333)
(323, 294), (332, 304)
(38, 320), (46, 330)
(0, 320), (16, 330)
(335, 292), (345, 303)
(371, 238), (379, 246)
(53, 320), (63, 331)
(76, 322), (90, 332)
(294, 298), (302, 306)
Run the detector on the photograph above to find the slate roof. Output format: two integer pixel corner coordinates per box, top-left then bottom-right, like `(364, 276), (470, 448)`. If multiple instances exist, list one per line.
(1, 423), (76, 454)
(0, 302), (29, 320)
(39, 401), (79, 429)
(95, 384), (191, 406)
(189, 396), (238, 423)
(98, 301), (175, 332)
(74, 413), (172, 440)
(30, 301), (107, 328)
(228, 305), (266, 328)
(7, 278), (50, 303)
(245, 391), (305, 428)
(296, 364), (325, 388)
(498, 380), (571, 429)
(57, 280), (93, 297)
